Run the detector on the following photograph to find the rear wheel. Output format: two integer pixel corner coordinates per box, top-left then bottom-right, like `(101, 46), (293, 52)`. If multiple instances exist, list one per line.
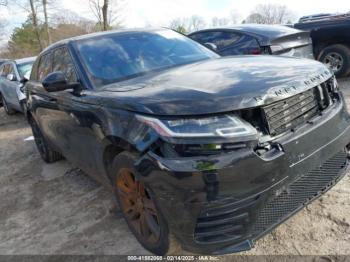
(29, 117), (64, 163)
(112, 152), (181, 255)
(319, 44), (350, 77)
(2, 95), (16, 115)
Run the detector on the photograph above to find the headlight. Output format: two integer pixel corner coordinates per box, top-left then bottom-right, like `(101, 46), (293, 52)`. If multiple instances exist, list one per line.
(136, 114), (258, 141)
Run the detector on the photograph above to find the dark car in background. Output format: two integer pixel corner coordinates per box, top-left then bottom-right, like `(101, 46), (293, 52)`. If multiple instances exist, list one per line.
(294, 12), (350, 77)
(0, 57), (36, 114)
(188, 24), (314, 59)
(25, 29), (350, 255)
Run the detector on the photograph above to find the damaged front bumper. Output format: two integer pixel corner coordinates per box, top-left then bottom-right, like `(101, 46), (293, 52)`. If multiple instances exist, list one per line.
(135, 96), (350, 255)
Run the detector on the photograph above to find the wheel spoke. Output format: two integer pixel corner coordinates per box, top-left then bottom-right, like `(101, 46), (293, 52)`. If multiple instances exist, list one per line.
(144, 211), (160, 239)
(116, 167), (161, 245)
(143, 198), (157, 215)
(140, 213), (150, 237)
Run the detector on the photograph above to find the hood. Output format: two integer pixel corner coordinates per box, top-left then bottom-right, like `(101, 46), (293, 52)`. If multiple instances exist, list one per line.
(96, 56), (332, 116)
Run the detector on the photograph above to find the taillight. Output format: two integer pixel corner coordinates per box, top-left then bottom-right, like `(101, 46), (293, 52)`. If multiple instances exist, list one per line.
(250, 49), (262, 55)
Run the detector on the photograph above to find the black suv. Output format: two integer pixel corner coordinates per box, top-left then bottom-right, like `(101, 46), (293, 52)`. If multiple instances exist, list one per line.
(294, 14), (350, 77)
(25, 29), (350, 255)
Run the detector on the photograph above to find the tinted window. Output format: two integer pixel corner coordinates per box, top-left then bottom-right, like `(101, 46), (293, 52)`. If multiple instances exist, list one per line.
(75, 30), (218, 87)
(52, 47), (77, 83)
(220, 34), (261, 56)
(191, 31), (241, 50)
(37, 53), (52, 82)
(30, 58), (40, 81)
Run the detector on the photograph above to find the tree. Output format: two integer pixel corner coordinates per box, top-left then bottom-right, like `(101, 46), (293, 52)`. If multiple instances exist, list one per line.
(28, 0), (43, 50)
(0, 19), (8, 44)
(42, 0), (51, 44)
(89, 0), (124, 31)
(4, 18), (43, 58)
(188, 15), (206, 32)
(211, 17), (230, 27)
(168, 18), (188, 34)
(246, 4), (295, 24)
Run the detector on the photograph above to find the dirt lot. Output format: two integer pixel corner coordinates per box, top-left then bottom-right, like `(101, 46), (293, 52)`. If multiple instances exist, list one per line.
(0, 79), (349, 257)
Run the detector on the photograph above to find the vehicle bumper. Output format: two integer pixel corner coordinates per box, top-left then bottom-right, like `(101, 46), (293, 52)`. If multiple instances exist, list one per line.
(135, 96), (350, 254)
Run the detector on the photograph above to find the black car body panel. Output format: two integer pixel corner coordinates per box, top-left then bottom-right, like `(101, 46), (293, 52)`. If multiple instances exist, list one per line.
(189, 25), (314, 59)
(294, 17), (350, 77)
(25, 29), (350, 255)
(96, 56), (329, 115)
(294, 18), (350, 57)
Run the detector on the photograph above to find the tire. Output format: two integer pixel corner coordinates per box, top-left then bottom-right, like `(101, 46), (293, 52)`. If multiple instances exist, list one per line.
(20, 101), (28, 118)
(111, 151), (182, 255)
(319, 44), (350, 78)
(2, 95), (16, 115)
(29, 117), (64, 163)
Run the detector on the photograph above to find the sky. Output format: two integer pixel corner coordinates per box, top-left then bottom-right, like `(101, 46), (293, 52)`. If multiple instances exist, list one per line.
(0, 0), (349, 45)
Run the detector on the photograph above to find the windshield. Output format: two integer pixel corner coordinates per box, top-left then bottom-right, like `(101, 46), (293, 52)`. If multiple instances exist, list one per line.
(17, 61), (34, 78)
(75, 30), (218, 87)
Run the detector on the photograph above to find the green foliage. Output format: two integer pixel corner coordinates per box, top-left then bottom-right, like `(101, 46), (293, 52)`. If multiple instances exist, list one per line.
(5, 17), (46, 58)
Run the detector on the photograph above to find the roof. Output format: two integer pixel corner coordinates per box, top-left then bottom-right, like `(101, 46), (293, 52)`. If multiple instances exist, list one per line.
(189, 24), (303, 39)
(42, 27), (166, 53)
(14, 56), (36, 64)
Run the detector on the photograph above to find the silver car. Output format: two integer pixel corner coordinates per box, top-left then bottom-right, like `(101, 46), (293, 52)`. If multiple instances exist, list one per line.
(0, 57), (36, 115)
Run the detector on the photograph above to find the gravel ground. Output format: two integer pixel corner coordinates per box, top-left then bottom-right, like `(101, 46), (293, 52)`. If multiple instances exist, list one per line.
(0, 79), (349, 257)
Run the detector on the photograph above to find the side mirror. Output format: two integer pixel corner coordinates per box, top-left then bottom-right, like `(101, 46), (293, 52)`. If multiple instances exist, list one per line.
(204, 42), (218, 51)
(20, 76), (29, 84)
(42, 71), (80, 92)
(7, 74), (17, 81)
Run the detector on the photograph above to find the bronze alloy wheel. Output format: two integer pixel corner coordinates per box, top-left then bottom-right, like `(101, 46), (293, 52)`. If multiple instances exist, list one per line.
(116, 168), (161, 244)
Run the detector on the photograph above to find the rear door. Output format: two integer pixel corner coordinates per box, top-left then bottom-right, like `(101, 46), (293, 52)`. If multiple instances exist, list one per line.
(28, 46), (110, 186)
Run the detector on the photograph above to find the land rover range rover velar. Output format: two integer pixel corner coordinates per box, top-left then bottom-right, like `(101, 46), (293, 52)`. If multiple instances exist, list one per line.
(25, 29), (350, 255)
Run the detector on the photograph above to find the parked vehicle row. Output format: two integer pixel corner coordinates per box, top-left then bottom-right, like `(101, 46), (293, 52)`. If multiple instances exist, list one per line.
(16, 28), (350, 255)
(187, 15), (350, 78)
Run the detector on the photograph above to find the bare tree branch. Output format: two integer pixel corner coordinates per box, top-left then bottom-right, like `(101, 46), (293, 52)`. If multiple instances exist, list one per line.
(89, 0), (124, 31)
(42, 0), (51, 44)
(246, 4), (295, 24)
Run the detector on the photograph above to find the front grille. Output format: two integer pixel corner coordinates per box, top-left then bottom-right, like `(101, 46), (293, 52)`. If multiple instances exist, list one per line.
(262, 88), (321, 136)
(251, 150), (348, 236)
(194, 151), (348, 245)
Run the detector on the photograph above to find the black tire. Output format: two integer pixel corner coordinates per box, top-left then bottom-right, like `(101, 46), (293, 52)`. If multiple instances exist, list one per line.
(112, 151), (182, 255)
(29, 117), (64, 163)
(2, 95), (16, 115)
(319, 44), (350, 78)
(20, 101), (28, 118)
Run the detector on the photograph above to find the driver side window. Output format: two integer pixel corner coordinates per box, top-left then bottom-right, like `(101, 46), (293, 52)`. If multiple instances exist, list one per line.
(37, 53), (52, 82)
(52, 47), (77, 84)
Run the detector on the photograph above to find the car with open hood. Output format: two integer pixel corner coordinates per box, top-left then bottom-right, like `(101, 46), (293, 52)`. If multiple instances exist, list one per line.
(25, 28), (350, 255)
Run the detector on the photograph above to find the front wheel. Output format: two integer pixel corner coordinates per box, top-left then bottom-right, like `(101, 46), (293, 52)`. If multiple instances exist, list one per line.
(29, 117), (64, 163)
(319, 44), (350, 77)
(112, 152), (181, 255)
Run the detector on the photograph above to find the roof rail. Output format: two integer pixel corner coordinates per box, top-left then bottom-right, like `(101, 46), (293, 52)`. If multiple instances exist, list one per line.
(299, 12), (350, 23)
